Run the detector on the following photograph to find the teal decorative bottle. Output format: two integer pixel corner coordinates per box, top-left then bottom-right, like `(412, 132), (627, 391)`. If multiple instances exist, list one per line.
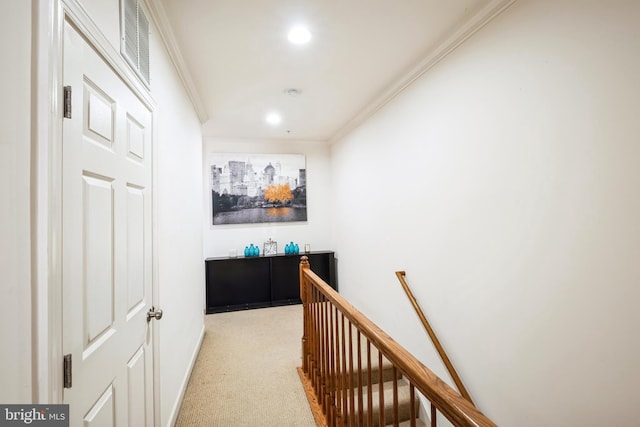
(244, 246), (250, 257)
(294, 243), (299, 254)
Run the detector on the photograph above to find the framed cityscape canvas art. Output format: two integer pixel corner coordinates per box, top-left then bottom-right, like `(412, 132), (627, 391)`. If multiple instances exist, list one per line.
(209, 153), (307, 225)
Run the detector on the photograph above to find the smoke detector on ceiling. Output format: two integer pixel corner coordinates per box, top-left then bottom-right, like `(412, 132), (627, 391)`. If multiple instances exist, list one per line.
(284, 88), (302, 97)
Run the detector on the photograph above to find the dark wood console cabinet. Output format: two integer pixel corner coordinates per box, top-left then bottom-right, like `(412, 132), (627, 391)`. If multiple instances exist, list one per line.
(205, 251), (336, 314)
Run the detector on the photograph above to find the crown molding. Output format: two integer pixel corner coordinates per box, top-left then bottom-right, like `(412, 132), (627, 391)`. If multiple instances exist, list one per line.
(328, 0), (517, 145)
(144, 0), (209, 123)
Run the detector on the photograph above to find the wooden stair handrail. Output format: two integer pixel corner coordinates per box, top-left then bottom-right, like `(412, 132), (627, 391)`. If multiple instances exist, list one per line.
(300, 257), (497, 427)
(395, 271), (475, 406)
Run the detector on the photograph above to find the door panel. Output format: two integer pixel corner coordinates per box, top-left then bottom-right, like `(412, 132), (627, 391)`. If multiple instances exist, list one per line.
(85, 85), (115, 144)
(84, 386), (115, 426)
(63, 20), (153, 426)
(82, 173), (115, 343)
(126, 185), (145, 315)
(126, 347), (148, 426)
(127, 115), (145, 161)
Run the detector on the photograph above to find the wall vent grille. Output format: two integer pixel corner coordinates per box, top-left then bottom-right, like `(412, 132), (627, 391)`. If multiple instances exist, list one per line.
(122, 0), (150, 85)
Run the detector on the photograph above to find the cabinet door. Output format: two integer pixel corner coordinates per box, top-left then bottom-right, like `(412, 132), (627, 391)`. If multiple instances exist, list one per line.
(270, 256), (303, 304)
(307, 253), (336, 288)
(270, 253), (336, 305)
(206, 258), (271, 313)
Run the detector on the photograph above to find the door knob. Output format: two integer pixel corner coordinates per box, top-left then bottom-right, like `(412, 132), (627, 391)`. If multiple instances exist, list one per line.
(147, 306), (163, 322)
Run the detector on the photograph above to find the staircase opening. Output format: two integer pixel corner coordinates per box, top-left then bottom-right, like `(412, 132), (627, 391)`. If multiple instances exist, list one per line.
(298, 256), (497, 427)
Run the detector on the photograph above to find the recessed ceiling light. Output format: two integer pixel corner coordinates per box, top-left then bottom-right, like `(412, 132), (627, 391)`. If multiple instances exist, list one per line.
(288, 25), (311, 44)
(266, 112), (282, 126)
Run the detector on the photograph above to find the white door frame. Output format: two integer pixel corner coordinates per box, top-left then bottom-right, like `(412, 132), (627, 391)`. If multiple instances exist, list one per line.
(36, 1), (160, 423)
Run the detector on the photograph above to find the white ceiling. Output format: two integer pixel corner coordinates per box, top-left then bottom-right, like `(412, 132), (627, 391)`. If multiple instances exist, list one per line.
(155, 0), (499, 142)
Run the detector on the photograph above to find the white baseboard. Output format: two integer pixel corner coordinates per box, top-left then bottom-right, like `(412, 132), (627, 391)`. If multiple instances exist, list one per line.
(166, 324), (205, 427)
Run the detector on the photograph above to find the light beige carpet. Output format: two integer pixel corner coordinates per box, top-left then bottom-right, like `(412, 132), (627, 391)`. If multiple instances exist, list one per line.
(175, 305), (316, 427)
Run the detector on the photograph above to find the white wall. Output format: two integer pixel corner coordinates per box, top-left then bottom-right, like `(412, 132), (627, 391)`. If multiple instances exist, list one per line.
(150, 18), (205, 427)
(0, 2), (32, 403)
(0, 0), (205, 422)
(203, 138), (332, 259)
(330, 0), (640, 425)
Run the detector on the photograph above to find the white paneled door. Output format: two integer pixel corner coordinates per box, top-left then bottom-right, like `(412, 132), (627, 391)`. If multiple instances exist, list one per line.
(62, 21), (154, 426)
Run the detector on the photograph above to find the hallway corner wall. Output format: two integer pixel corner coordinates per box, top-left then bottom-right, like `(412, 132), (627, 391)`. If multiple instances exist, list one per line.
(0, 2), (33, 403)
(329, 0), (640, 425)
(148, 15), (205, 427)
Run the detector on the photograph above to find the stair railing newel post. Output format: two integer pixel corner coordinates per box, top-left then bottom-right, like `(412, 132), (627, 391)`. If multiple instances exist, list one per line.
(300, 256), (311, 374)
